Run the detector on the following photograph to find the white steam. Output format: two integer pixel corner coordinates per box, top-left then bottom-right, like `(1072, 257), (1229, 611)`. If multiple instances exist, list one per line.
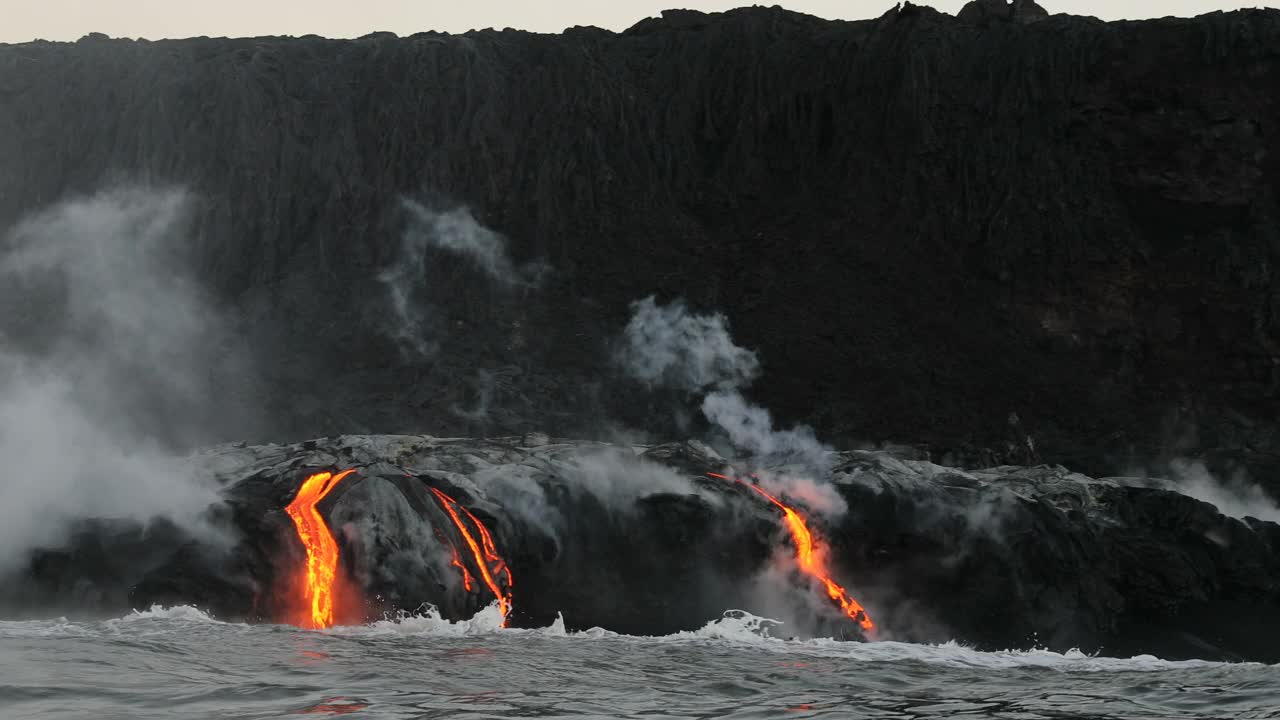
(616, 296), (829, 467)
(617, 298), (851, 631)
(568, 447), (703, 506)
(753, 469), (847, 516)
(618, 296), (761, 392)
(0, 187), (246, 573)
(616, 294), (839, 518)
(467, 445), (706, 540)
(399, 200), (545, 288)
(379, 199), (547, 357)
(1166, 459), (1280, 524)
(702, 390), (830, 466)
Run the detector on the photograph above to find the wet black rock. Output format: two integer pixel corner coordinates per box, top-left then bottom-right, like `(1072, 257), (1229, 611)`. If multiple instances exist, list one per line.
(1, 6), (1278, 482)
(7, 435), (1280, 662)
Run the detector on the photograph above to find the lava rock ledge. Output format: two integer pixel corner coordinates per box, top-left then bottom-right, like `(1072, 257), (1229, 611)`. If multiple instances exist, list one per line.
(8, 434), (1279, 663)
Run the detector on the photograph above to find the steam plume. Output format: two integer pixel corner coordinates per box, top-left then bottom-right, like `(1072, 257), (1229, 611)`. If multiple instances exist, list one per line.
(467, 445), (705, 539)
(1167, 459), (1280, 524)
(701, 390), (829, 467)
(618, 296), (761, 392)
(617, 296), (829, 468)
(0, 187), (251, 573)
(616, 330), (860, 633)
(752, 469), (847, 517)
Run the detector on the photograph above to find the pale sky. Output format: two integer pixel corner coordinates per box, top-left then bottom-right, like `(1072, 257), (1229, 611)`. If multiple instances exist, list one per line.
(1, 0), (1275, 43)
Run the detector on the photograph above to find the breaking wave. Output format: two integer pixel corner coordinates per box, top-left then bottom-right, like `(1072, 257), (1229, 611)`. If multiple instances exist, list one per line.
(318, 605), (1254, 671)
(3, 604), (1263, 674)
(5, 605), (1276, 719)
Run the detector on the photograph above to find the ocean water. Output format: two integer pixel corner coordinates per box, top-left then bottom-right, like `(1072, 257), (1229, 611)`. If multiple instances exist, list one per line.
(2, 606), (1277, 719)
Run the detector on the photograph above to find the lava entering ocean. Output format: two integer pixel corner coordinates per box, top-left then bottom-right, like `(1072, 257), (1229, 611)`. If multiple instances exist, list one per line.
(429, 486), (515, 624)
(285, 469), (357, 629)
(708, 472), (875, 635)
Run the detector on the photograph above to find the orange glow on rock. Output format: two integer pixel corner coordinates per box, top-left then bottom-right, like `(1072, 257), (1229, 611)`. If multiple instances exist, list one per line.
(285, 469), (357, 630)
(709, 471), (875, 635)
(429, 486), (514, 624)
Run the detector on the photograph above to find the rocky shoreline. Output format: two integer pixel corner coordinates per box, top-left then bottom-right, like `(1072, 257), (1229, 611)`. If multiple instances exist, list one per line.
(7, 434), (1278, 663)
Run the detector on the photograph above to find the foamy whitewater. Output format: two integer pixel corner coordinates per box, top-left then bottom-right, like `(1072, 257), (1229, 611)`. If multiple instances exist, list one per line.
(3, 606), (1277, 719)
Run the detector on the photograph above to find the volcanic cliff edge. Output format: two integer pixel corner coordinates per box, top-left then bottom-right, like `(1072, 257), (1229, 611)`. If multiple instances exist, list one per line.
(1, 5), (1279, 480)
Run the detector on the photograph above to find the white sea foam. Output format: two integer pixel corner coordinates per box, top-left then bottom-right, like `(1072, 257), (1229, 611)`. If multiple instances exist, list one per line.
(329, 603), (510, 637)
(0, 604), (1264, 673)
(115, 605), (223, 623)
(2, 606), (1271, 720)
(319, 605), (1259, 672)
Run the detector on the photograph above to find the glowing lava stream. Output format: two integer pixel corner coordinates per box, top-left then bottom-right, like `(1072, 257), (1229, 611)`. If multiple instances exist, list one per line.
(450, 546), (475, 592)
(708, 472), (875, 635)
(429, 486), (514, 624)
(285, 469), (357, 630)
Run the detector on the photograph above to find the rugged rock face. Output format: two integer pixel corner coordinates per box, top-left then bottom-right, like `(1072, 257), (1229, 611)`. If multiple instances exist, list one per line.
(1, 5), (1278, 481)
(957, 0), (1050, 26)
(6, 435), (1279, 662)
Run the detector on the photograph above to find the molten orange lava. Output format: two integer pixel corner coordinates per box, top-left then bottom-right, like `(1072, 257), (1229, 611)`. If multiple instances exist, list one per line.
(429, 487), (514, 623)
(285, 469), (356, 629)
(450, 546), (476, 592)
(709, 472), (875, 634)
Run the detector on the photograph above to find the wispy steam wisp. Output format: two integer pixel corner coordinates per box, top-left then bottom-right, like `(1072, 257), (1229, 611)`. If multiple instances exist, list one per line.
(400, 201), (543, 288)
(379, 199), (547, 357)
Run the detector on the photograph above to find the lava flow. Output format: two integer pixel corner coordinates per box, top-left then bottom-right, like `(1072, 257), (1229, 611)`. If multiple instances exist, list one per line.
(429, 486), (514, 623)
(450, 546), (476, 592)
(709, 472), (875, 634)
(285, 469), (356, 629)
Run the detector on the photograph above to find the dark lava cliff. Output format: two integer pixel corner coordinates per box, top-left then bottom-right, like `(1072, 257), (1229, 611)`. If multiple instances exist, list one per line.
(1, 4), (1279, 480)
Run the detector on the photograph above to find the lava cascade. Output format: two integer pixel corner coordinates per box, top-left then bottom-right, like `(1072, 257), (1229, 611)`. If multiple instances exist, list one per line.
(709, 472), (875, 634)
(429, 486), (514, 623)
(285, 469), (357, 629)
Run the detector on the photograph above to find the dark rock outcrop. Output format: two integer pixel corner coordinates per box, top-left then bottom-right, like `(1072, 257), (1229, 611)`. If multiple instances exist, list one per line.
(958, 0), (1050, 26)
(1, 6), (1278, 482)
(6, 435), (1279, 662)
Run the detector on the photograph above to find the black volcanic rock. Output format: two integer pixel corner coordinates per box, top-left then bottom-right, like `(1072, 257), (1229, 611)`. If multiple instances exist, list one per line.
(5, 435), (1279, 662)
(958, 0), (1050, 26)
(1, 6), (1278, 482)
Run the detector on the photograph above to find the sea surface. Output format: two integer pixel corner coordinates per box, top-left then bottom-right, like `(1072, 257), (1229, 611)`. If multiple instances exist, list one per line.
(1, 606), (1277, 719)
